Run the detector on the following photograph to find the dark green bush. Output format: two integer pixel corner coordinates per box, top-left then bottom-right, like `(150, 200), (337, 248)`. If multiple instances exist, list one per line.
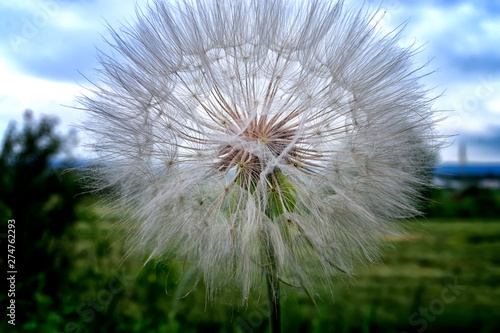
(0, 110), (83, 327)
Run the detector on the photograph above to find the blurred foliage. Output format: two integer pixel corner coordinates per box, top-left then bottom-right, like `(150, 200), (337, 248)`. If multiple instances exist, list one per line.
(425, 187), (500, 218)
(1, 110), (499, 332)
(0, 110), (82, 327)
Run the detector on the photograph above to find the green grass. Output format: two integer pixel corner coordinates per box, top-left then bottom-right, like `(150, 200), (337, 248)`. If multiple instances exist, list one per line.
(15, 199), (500, 332)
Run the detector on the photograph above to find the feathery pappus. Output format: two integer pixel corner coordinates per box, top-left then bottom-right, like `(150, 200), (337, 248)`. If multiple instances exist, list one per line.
(79, 0), (440, 303)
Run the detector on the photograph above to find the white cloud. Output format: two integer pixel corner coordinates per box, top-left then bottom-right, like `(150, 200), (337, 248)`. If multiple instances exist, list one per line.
(486, 98), (500, 114)
(0, 0), (147, 132)
(0, 60), (84, 133)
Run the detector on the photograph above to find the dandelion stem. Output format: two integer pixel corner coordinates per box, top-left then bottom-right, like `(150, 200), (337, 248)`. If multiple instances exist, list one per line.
(265, 244), (281, 333)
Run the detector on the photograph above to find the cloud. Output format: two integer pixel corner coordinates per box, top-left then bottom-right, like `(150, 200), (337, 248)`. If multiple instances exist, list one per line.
(0, 60), (83, 134)
(454, 124), (500, 162)
(0, 0), (147, 135)
(400, 2), (500, 79)
(0, 0), (146, 83)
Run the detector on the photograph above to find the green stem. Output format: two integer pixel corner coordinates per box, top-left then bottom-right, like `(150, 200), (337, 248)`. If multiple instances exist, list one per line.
(239, 168), (290, 332)
(266, 247), (281, 333)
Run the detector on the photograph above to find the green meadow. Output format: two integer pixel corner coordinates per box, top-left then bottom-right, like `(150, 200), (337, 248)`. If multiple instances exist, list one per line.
(11, 195), (499, 333)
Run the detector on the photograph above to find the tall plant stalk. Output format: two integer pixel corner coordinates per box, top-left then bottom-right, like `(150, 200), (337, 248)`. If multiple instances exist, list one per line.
(266, 252), (281, 333)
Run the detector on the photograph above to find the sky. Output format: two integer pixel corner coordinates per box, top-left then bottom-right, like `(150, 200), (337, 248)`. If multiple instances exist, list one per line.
(0, 0), (499, 163)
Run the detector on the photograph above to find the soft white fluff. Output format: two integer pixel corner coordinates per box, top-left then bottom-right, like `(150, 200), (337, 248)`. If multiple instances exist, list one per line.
(80, 0), (439, 302)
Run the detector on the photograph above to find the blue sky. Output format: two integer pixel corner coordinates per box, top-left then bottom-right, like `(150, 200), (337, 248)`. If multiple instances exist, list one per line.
(1, 0), (499, 162)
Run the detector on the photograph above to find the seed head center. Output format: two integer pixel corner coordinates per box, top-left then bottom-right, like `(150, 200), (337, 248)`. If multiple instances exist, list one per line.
(214, 112), (316, 177)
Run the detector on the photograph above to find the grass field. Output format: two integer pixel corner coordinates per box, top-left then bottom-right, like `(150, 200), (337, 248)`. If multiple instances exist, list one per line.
(17, 199), (500, 333)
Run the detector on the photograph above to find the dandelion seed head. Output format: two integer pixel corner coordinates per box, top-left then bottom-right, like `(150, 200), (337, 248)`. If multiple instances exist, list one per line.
(80, 0), (441, 303)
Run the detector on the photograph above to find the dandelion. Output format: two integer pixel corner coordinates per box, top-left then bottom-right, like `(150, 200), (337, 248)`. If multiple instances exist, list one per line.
(79, 0), (438, 330)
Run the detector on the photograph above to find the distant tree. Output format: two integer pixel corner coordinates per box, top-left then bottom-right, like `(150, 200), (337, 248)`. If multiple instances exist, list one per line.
(0, 110), (81, 326)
